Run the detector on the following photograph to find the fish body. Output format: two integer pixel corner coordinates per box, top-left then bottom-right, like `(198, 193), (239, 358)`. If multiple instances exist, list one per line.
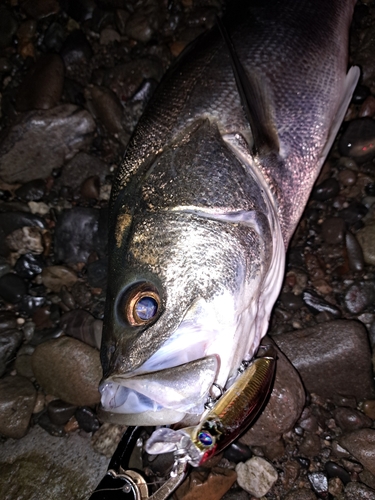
(100, 0), (359, 425)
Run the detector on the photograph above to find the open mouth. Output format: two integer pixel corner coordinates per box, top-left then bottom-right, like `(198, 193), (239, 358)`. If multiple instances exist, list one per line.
(99, 355), (219, 424)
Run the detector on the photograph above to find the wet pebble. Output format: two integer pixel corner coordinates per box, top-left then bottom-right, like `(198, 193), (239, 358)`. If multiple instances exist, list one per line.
(344, 481), (375, 499)
(0, 375), (37, 438)
(6, 226), (44, 255)
(344, 282), (375, 314)
(0, 329), (23, 377)
(321, 217), (346, 244)
(352, 84), (371, 105)
(54, 208), (101, 264)
(308, 472), (329, 499)
(80, 175), (100, 200)
(175, 467), (237, 500)
(339, 201), (368, 226)
(14, 252), (45, 279)
(75, 406), (100, 433)
(31, 337), (101, 406)
(312, 178), (340, 201)
(356, 223), (375, 265)
(125, 6), (160, 43)
(339, 429), (375, 476)
(15, 54), (64, 111)
(274, 320), (375, 400)
(359, 96), (375, 118)
(333, 407), (372, 432)
(0, 105), (95, 184)
(0, 273), (27, 303)
(325, 461), (351, 484)
(345, 231), (365, 272)
(15, 179), (45, 201)
(339, 118), (375, 162)
(41, 265), (78, 293)
(279, 291), (304, 311)
(60, 309), (102, 349)
(36, 410), (66, 437)
(91, 422), (126, 458)
(47, 399), (77, 426)
(236, 457), (278, 497)
(224, 441), (252, 464)
(298, 433), (321, 457)
(362, 400), (375, 419)
(338, 169), (357, 187)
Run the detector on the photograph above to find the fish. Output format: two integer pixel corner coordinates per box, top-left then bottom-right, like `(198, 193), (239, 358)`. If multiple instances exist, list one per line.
(99, 0), (359, 426)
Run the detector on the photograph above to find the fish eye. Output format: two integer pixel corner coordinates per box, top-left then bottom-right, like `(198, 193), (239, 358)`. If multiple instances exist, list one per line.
(123, 283), (161, 326)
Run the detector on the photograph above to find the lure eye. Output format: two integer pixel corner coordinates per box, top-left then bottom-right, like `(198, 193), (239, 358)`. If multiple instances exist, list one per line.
(123, 284), (161, 326)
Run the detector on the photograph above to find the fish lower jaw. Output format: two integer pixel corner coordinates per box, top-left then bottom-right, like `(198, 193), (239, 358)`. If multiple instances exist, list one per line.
(98, 355), (219, 425)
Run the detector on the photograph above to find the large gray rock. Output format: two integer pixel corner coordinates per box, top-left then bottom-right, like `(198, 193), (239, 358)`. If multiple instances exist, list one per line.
(0, 105), (95, 183)
(32, 337), (102, 406)
(0, 375), (37, 438)
(0, 425), (107, 500)
(274, 320), (375, 400)
(240, 337), (305, 446)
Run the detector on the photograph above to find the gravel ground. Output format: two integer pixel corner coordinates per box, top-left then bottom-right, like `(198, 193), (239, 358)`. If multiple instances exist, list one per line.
(0, 1), (375, 499)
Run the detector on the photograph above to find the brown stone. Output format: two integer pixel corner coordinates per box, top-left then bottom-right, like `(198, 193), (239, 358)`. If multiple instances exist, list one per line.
(240, 337), (305, 446)
(32, 337), (101, 406)
(41, 265), (78, 292)
(0, 375), (37, 438)
(339, 429), (375, 476)
(174, 467), (237, 500)
(274, 320), (375, 400)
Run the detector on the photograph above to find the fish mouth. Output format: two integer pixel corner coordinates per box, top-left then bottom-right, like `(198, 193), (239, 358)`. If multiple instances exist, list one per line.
(99, 355), (219, 425)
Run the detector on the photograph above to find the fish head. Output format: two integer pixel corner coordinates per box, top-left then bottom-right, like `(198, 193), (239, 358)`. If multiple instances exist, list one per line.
(100, 121), (285, 425)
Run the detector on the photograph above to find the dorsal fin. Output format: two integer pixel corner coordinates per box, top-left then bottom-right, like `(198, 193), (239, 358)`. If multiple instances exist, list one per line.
(216, 15), (279, 158)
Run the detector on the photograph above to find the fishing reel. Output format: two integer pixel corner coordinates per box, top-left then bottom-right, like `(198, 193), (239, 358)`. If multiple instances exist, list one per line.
(89, 426), (188, 500)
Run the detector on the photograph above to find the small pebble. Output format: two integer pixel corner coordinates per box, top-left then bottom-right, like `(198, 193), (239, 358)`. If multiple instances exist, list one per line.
(47, 399), (77, 426)
(14, 252), (45, 279)
(224, 441), (252, 464)
(312, 178), (340, 201)
(75, 406), (100, 433)
(339, 118), (375, 161)
(41, 265), (78, 293)
(36, 411), (66, 437)
(345, 231), (365, 272)
(324, 461), (351, 484)
(362, 399), (375, 419)
(333, 407), (372, 432)
(308, 472), (329, 499)
(236, 457), (278, 497)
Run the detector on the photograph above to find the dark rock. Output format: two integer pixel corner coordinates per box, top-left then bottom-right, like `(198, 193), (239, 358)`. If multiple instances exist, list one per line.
(274, 320), (375, 400)
(21, 0), (60, 19)
(339, 429), (375, 476)
(54, 207), (101, 264)
(15, 253), (45, 279)
(312, 178), (340, 201)
(43, 21), (66, 52)
(29, 326), (64, 347)
(0, 105), (96, 183)
(279, 292), (304, 311)
(60, 309), (102, 349)
(352, 85), (371, 105)
(321, 217), (346, 244)
(75, 406), (100, 433)
(0, 212), (46, 236)
(362, 399), (375, 420)
(15, 54), (64, 111)
(47, 399), (77, 426)
(308, 472), (328, 499)
(325, 461), (351, 485)
(86, 258), (107, 288)
(80, 175), (100, 200)
(0, 329), (23, 376)
(0, 273), (27, 303)
(302, 289), (341, 317)
(224, 441), (252, 464)
(32, 337), (101, 406)
(338, 169), (357, 187)
(0, 375), (37, 438)
(344, 282), (375, 314)
(15, 179), (46, 201)
(57, 152), (110, 191)
(339, 118), (375, 162)
(0, 6), (18, 49)
(357, 223), (375, 265)
(333, 407), (372, 432)
(339, 202), (368, 226)
(344, 481), (375, 500)
(345, 231), (365, 272)
(239, 337), (305, 446)
(36, 411), (66, 437)
(20, 294), (46, 315)
(299, 433), (321, 457)
(61, 30), (93, 68)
